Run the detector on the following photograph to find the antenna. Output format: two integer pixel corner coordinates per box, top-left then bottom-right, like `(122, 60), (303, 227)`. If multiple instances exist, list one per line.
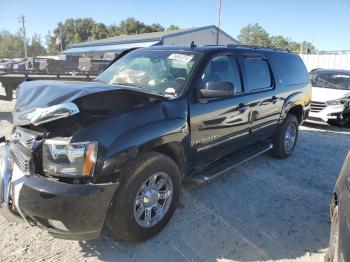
(216, 0), (222, 45)
(18, 15), (28, 58)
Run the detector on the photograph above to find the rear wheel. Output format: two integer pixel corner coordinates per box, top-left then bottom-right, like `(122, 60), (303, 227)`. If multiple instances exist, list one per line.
(272, 114), (299, 158)
(106, 151), (181, 242)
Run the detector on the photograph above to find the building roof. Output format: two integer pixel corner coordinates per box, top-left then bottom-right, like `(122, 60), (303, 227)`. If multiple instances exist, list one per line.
(63, 25), (239, 54)
(70, 25), (238, 48)
(71, 28), (189, 48)
(63, 41), (161, 54)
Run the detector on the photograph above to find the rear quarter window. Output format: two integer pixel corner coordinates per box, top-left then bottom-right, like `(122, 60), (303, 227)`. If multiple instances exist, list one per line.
(271, 54), (309, 85)
(243, 58), (272, 91)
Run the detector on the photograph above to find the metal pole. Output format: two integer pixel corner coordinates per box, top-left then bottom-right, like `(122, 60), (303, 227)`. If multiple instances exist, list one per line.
(60, 27), (63, 52)
(19, 15), (28, 58)
(216, 0), (222, 45)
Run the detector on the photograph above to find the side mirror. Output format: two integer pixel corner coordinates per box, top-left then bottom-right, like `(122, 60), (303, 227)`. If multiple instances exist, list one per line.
(199, 81), (235, 98)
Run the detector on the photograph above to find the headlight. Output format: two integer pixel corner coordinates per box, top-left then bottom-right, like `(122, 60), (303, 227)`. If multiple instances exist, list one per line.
(43, 138), (98, 177)
(326, 99), (348, 106)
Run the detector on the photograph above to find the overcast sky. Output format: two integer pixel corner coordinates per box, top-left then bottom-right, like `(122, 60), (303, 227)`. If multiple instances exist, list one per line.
(0, 0), (349, 50)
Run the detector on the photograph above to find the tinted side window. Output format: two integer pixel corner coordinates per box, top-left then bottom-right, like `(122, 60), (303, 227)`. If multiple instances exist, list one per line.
(272, 54), (309, 85)
(202, 55), (243, 93)
(243, 58), (272, 91)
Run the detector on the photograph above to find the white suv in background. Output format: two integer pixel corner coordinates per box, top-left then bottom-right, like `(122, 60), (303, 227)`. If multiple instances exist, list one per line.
(308, 69), (350, 126)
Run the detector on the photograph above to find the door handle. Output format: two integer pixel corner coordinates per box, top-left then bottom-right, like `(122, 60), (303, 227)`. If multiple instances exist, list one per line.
(238, 103), (246, 113)
(272, 96), (278, 103)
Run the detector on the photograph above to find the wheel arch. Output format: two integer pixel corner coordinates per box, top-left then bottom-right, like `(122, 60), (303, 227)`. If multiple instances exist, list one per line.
(281, 91), (306, 124)
(152, 142), (188, 178)
(288, 105), (303, 124)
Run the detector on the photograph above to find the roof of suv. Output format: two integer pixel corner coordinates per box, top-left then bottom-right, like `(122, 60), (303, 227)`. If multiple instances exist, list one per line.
(142, 44), (293, 55)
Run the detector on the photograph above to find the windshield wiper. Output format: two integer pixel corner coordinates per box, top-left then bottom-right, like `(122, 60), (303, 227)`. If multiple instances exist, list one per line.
(93, 78), (106, 84)
(109, 82), (169, 99)
(110, 82), (142, 88)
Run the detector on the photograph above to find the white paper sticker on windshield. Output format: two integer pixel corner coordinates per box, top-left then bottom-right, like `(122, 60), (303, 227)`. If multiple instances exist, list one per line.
(168, 53), (193, 62)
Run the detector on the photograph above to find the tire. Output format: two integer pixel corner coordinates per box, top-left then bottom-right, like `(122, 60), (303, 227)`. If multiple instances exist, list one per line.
(106, 151), (181, 242)
(328, 117), (350, 128)
(325, 206), (340, 262)
(272, 114), (299, 158)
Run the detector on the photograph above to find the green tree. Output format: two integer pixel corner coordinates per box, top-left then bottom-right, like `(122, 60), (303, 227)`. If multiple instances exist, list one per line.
(167, 25), (180, 31)
(287, 41), (301, 52)
(270, 35), (289, 49)
(237, 23), (317, 53)
(47, 18), (96, 53)
(27, 34), (47, 57)
(118, 18), (165, 35)
(45, 30), (57, 54)
(118, 18), (148, 34)
(300, 41), (316, 54)
(237, 23), (271, 46)
(0, 30), (25, 58)
(107, 24), (120, 37)
(45, 17), (180, 54)
(91, 23), (108, 40)
(146, 23), (164, 33)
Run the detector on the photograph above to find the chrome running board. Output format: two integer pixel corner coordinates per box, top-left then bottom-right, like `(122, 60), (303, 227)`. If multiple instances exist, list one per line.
(187, 142), (273, 185)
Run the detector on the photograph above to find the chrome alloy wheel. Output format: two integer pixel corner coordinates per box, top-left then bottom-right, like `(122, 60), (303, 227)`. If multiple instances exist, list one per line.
(133, 172), (173, 228)
(284, 123), (297, 151)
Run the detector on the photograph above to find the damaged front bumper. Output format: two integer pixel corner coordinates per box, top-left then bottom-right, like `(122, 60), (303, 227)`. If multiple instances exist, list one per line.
(0, 140), (119, 240)
(0, 139), (24, 223)
(308, 104), (349, 123)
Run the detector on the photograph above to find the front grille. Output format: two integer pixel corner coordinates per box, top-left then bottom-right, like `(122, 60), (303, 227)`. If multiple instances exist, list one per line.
(9, 143), (31, 174)
(9, 127), (43, 174)
(311, 101), (327, 112)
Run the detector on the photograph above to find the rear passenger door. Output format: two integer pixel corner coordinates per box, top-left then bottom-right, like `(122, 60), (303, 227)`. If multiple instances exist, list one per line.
(241, 55), (283, 140)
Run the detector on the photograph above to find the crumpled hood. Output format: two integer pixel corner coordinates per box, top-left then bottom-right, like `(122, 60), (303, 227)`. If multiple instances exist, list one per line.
(312, 86), (350, 102)
(13, 80), (163, 126)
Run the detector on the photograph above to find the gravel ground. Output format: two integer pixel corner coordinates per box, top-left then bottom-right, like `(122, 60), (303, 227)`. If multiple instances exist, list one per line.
(1, 84), (349, 262)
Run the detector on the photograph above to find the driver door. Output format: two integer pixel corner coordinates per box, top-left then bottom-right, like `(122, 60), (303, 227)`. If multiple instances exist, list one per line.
(189, 54), (252, 165)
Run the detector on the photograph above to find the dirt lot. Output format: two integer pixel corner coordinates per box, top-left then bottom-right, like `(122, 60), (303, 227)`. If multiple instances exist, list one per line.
(1, 85), (349, 262)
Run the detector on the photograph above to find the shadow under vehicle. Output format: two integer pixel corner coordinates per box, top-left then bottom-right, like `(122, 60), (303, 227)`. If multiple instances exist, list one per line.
(0, 44), (310, 242)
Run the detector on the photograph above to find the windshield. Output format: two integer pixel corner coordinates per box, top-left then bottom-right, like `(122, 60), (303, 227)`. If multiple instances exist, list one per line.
(310, 71), (350, 90)
(96, 49), (200, 97)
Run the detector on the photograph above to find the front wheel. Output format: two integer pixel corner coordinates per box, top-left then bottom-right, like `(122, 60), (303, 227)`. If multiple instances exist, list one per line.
(106, 151), (181, 242)
(272, 114), (299, 158)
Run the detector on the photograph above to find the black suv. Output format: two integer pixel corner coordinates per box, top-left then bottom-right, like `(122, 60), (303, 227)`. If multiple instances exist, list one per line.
(0, 45), (311, 242)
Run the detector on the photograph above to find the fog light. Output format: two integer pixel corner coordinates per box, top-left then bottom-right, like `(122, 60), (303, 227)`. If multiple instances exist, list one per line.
(48, 219), (69, 231)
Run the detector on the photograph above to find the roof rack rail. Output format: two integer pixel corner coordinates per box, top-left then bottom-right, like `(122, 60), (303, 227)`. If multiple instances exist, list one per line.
(227, 44), (291, 53)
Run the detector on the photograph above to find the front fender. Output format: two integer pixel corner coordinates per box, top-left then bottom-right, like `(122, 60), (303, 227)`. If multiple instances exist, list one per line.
(99, 118), (189, 180)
